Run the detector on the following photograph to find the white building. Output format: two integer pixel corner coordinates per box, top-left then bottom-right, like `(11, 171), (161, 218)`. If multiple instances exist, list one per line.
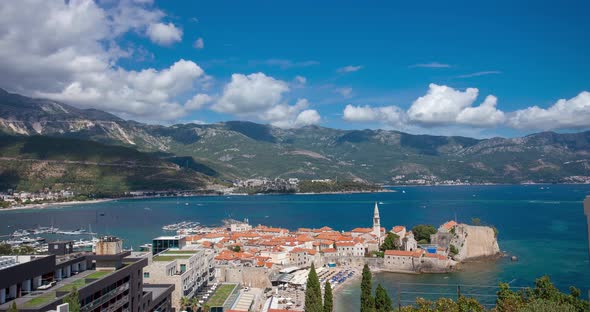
(143, 248), (215, 311)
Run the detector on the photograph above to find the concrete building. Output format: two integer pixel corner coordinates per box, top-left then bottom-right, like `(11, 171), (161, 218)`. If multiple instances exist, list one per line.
(383, 250), (424, 272)
(0, 237), (174, 312)
(152, 236), (187, 255)
(335, 241), (365, 257)
(143, 247), (215, 311)
(288, 248), (318, 267)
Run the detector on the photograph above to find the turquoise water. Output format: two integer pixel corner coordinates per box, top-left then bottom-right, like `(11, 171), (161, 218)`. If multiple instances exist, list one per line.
(1, 185), (589, 309)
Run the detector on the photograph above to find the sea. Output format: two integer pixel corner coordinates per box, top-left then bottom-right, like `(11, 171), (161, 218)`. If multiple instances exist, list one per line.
(1, 185), (589, 310)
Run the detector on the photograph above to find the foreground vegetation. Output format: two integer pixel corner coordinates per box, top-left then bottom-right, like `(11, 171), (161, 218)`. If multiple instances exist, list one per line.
(0, 243), (36, 255)
(359, 264), (588, 312)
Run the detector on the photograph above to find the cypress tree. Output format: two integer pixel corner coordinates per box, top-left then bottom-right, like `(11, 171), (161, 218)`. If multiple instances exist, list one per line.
(305, 263), (323, 312)
(64, 286), (81, 312)
(323, 281), (333, 312)
(375, 284), (393, 312)
(361, 264), (375, 312)
(7, 301), (18, 312)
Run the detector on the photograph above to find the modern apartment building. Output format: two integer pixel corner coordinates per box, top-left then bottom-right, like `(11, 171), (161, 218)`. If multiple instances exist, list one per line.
(143, 247), (215, 311)
(0, 237), (174, 312)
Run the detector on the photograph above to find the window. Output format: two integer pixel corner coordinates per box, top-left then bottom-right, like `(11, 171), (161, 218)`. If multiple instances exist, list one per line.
(144, 272), (150, 278)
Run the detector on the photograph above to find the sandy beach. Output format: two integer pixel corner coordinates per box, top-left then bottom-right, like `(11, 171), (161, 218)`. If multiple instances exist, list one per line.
(0, 198), (118, 212)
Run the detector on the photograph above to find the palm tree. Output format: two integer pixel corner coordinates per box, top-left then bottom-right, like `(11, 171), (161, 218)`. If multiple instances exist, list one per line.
(180, 296), (191, 311)
(190, 297), (201, 312)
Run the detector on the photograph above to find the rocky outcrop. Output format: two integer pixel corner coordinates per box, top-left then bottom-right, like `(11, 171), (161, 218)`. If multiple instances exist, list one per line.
(450, 224), (500, 261)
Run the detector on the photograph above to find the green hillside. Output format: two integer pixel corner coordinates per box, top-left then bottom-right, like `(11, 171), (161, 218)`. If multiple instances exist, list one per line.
(0, 135), (214, 194)
(2, 89), (590, 185)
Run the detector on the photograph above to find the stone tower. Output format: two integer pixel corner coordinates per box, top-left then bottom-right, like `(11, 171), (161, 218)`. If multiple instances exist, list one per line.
(373, 202), (381, 238)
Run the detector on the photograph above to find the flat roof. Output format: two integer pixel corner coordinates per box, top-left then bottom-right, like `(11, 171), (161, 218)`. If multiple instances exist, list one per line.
(161, 250), (198, 255)
(144, 284), (173, 302)
(153, 255), (191, 262)
(153, 236), (184, 240)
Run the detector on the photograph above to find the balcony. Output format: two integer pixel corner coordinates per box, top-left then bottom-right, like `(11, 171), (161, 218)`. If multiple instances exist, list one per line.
(81, 283), (130, 312)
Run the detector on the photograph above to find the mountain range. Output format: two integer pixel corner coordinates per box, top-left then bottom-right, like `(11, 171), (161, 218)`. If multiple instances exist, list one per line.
(1, 88), (590, 192)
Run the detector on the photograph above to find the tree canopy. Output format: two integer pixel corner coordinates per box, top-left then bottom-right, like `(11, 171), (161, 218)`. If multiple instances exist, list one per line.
(63, 287), (81, 312)
(411, 225), (437, 243)
(305, 263), (323, 312)
(323, 281), (333, 312)
(395, 275), (588, 312)
(361, 264), (375, 312)
(375, 284), (393, 312)
(380, 232), (400, 251)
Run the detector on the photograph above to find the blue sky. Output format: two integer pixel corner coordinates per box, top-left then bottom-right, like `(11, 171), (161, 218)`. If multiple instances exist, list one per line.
(1, 0), (589, 137)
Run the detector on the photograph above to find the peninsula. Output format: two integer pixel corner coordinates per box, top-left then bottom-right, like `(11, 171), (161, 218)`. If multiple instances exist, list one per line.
(139, 203), (500, 310)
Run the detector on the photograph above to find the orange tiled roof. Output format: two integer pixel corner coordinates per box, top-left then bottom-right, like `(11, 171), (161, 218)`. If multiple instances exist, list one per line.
(352, 227), (372, 233)
(425, 253), (448, 260)
(442, 220), (458, 230)
(392, 226), (406, 233)
(290, 248), (317, 255)
(321, 248), (337, 253)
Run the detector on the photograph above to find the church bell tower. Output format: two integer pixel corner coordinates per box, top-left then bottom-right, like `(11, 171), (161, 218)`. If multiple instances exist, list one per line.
(373, 202), (381, 239)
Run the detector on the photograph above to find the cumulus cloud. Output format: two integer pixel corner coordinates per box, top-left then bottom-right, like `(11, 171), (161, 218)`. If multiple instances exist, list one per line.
(343, 104), (407, 128)
(214, 73), (320, 128)
(408, 84), (480, 125)
(193, 37), (204, 49)
(343, 83), (590, 131)
(0, 0), (208, 120)
(343, 84), (506, 129)
(456, 95), (505, 127)
(185, 93), (213, 110)
(295, 109), (321, 127)
(38, 59), (204, 120)
(147, 22), (182, 46)
(508, 91), (590, 130)
(213, 73), (289, 114)
(337, 65), (363, 73)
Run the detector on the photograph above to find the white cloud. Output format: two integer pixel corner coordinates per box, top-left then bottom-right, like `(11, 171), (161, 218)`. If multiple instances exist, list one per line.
(456, 95), (505, 127)
(213, 73), (289, 114)
(214, 73), (320, 128)
(38, 59), (204, 120)
(408, 84), (480, 126)
(343, 104), (406, 128)
(0, 0), (207, 120)
(343, 84), (505, 129)
(409, 62), (451, 68)
(193, 37), (204, 49)
(508, 91), (590, 130)
(147, 22), (182, 46)
(295, 109), (321, 127)
(337, 65), (363, 73)
(185, 93), (212, 110)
